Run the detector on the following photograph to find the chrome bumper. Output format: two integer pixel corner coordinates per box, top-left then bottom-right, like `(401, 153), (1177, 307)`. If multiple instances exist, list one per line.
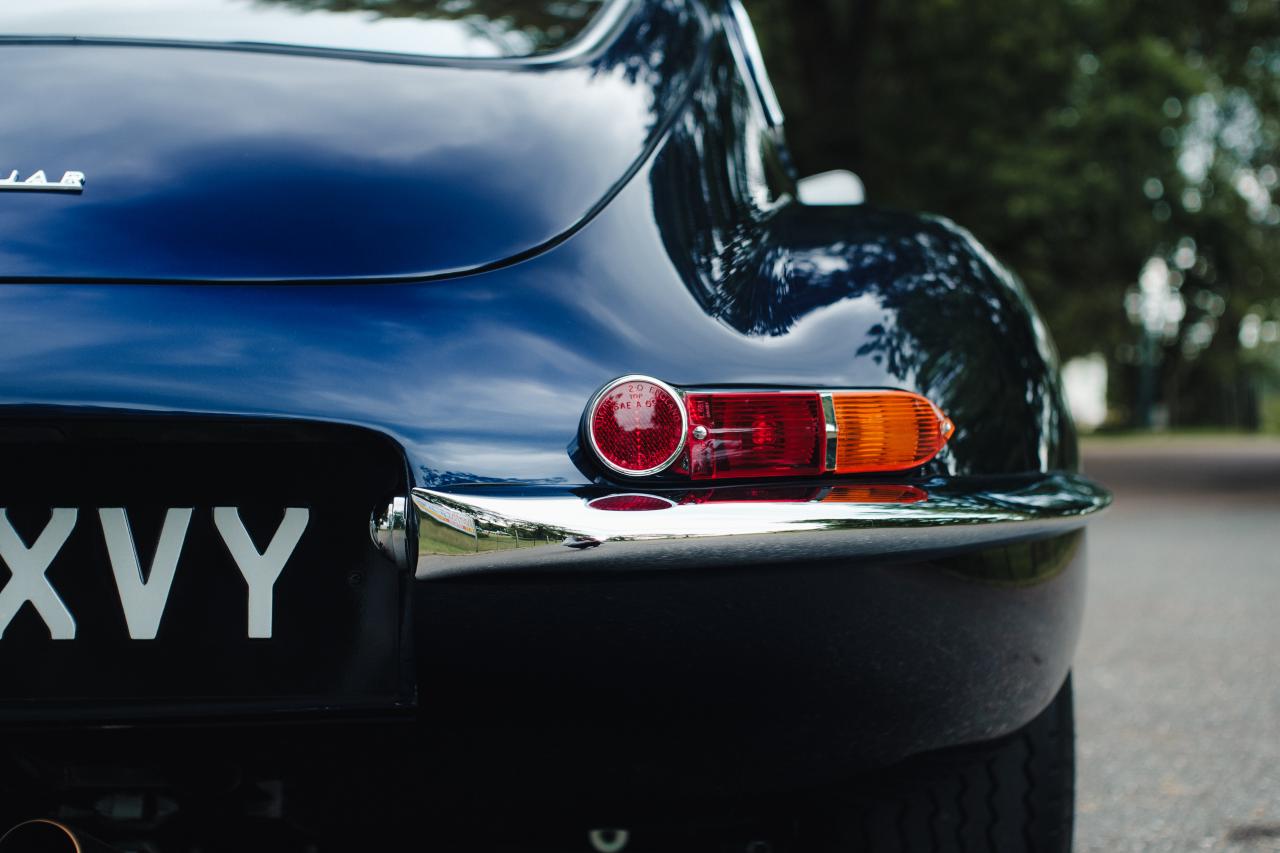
(398, 473), (1110, 578)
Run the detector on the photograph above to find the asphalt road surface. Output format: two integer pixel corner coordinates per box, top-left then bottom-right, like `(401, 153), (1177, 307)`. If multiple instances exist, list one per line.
(1075, 439), (1280, 852)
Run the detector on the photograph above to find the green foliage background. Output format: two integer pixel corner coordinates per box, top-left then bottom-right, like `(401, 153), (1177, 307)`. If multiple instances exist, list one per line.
(745, 0), (1280, 429)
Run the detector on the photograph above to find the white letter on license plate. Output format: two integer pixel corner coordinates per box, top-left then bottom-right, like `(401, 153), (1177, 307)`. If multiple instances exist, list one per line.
(100, 507), (193, 640)
(0, 508), (78, 640)
(214, 507), (309, 639)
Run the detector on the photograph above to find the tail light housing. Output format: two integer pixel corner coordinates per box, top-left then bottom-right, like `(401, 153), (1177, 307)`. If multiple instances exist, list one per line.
(582, 376), (953, 481)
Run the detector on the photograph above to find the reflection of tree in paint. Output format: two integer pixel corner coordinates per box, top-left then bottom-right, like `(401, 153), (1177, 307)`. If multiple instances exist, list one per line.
(648, 35), (1077, 474)
(253, 0), (606, 55)
(255, 0), (703, 121)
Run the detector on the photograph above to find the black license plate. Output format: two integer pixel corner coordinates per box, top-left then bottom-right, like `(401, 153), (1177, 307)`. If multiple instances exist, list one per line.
(0, 420), (411, 719)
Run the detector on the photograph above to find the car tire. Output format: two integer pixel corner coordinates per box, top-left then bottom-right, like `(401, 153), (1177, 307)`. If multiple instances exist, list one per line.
(803, 676), (1075, 853)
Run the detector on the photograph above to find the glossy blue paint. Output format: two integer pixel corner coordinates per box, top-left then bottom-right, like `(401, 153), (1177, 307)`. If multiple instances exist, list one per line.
(0, 0), (1073, 486)
(0, 169), (1071, 485)
(0, 0), (609, 58)
(0, 1), (703, 280)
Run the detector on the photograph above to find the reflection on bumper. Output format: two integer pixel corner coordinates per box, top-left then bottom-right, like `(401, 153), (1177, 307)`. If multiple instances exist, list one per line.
(409, 473), (1110, 578)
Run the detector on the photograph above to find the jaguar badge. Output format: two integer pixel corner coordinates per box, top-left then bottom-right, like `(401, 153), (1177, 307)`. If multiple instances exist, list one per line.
(0, 169), (86, 193)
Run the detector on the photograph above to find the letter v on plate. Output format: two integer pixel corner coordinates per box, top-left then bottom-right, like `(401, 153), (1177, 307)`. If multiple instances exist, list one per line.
(100, 507), (192, 640)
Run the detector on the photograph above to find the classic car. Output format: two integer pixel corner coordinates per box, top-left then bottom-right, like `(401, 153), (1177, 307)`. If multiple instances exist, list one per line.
(0, 0), (1109, 850)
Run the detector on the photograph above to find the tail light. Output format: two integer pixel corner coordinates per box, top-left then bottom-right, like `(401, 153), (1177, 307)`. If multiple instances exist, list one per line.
(582, 376), (953, 481)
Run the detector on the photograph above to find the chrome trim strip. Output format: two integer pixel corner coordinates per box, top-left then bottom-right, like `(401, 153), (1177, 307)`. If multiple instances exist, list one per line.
(584, 374), (690, 478)
(820, 392), (838, 472)
(411, 473), (1111, 578)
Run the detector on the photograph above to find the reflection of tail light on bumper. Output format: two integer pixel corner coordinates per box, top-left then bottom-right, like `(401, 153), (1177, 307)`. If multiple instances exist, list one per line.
(675, 484), (928, 505)
(677, 485), (825, 504)
(587, 485), (928, 510)
(821, 484), (928, 504)
(582, 376), (954, 481)
(411, 474), (1111, 578)
(587, 494), (678, 512)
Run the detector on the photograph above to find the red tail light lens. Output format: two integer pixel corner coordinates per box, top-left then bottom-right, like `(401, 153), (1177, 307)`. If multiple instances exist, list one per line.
(581, 377), (952, 481)
(685, 392), (824, 480)
(587, 376), (688, 476)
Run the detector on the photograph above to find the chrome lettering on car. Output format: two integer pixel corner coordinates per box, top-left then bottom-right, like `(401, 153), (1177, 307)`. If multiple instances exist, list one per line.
(0, 169), (86, 193)
(0, 507), (309, 640)
(0, 509), (78, 640)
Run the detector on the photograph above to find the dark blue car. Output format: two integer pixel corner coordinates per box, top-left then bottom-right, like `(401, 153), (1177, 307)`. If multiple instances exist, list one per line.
(0, 1), (1108, 850)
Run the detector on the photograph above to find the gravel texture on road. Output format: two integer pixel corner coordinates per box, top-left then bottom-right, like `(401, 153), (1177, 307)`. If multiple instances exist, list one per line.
(1075, 439), (1280, 852)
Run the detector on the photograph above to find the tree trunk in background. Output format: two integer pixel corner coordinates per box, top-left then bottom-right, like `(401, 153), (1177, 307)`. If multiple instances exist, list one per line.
(779, 0), (878, 172)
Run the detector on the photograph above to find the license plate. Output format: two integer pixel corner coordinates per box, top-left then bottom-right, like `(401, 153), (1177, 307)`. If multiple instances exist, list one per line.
(0, 501), (408, 717)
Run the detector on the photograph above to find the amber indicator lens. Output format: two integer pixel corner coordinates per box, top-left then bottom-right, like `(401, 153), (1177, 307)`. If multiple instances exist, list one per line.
(685, 392), (824, 480)
(588, 378), (687, 475)
(830, 391), (954, 473)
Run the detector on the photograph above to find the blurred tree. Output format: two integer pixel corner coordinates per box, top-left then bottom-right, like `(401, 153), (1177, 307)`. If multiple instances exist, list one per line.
(747, 0), (1280, 429)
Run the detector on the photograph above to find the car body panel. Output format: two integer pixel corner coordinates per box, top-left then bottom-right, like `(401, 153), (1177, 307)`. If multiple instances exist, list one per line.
(0, 0), (702, 281)
(0, 188), (1075, 484)
(410, 528), (1088, 801)
(7, 527), (1085, 808)
(0, 0), (613, 58)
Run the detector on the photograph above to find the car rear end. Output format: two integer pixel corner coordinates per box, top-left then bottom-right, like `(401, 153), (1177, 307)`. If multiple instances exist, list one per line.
(0, 0), (1107, 850)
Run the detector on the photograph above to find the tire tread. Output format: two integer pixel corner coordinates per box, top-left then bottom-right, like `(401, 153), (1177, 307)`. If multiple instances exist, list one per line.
(809, 677), (1075, 853)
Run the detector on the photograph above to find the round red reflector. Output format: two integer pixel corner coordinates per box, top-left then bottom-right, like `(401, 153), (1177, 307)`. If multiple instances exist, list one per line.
(588, 376), (688, 476)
